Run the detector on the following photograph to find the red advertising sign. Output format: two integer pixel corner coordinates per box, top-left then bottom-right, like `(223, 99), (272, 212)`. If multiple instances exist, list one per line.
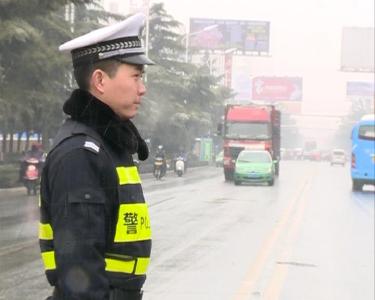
(252, 77), (303, 101)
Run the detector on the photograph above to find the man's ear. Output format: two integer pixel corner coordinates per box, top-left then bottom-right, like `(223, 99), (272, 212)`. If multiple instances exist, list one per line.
(90, 69), (106, 94)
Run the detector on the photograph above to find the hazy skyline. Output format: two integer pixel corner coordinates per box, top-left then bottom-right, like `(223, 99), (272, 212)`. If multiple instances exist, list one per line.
(102, 0), (374, 146)
(151, 1), (374, 103)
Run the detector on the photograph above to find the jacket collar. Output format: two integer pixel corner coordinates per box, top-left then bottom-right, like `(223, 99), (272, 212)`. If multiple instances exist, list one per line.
(63, 89), (139, 154)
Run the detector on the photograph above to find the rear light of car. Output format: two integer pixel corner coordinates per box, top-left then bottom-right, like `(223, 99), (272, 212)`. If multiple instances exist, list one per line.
(351, 153), (356, 168)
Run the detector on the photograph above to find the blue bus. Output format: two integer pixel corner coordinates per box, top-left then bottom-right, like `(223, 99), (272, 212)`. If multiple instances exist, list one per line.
(351, 114), (375, 191)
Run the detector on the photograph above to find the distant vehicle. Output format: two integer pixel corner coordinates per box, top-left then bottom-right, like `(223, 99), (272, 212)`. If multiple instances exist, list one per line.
(175, 156), (185, 177)
(22, 157), (41, 195)
(294, 148), (303, 160)
(303, 140), (319, 160)
(217, 104), (281, 181)
(320, 150), (331, 161)
(153, 157), (165, 180)
(215, 150), (223, 167)
(310, 149), (321, 161)
(351, 114), (375, 191)
(330, 149), (346, 166)
(234, 150), (276, 186)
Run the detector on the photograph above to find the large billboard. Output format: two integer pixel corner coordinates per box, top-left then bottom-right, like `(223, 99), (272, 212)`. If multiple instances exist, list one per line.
(252, 77), (303, 101)
(346, 81), (374, 97)
(341, 27), (374, 72)
(189, 18), (270, 53)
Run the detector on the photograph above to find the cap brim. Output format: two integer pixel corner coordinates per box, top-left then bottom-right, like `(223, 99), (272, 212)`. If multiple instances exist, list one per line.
(117, 54), (155, 65)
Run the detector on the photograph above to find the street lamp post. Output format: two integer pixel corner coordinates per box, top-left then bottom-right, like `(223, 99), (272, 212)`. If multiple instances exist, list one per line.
(184, 24), (219, 63)
(144, 0), (150, 59)
(223, 48), (237, 88)
(129, 0), (151, 80)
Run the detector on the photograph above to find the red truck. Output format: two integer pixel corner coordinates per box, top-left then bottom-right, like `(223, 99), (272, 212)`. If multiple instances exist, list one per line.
(218, 104), (281, 181)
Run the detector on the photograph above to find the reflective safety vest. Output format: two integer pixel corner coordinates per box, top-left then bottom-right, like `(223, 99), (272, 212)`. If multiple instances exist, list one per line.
(39, 119), (152, 286)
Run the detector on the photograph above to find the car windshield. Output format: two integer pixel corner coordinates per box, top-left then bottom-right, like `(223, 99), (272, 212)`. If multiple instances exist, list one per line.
(238, 151), (272, 163)
(225, 122), (271, 139)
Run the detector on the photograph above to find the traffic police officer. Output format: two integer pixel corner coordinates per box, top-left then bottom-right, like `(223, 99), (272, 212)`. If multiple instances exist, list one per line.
(39, 13), (154, 300)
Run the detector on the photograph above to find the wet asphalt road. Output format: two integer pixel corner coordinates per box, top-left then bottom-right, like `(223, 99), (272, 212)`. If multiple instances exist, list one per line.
(0, 162), (373, 300)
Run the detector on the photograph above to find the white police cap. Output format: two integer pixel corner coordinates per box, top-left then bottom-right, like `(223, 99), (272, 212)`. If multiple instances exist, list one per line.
(59, 13), (154, 67)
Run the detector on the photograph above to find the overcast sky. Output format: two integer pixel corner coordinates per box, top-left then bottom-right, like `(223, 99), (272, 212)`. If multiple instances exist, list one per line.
(159, 0), (374, 29)
(155, 0), (374, 103)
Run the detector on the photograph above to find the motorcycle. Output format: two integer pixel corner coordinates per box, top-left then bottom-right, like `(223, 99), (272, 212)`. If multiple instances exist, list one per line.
(23, 157), (40, 195)
(153, 156), (165, 180)
(175, 156), (185, 177)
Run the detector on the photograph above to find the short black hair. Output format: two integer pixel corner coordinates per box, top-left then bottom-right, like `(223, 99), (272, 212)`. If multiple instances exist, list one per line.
(73, 59), (122, 90)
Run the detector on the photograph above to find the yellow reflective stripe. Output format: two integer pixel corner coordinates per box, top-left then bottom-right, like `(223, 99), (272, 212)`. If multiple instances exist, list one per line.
(41, 251), (56, 270)
(105, 257), (150, 275)
(116, 166), (141, 185)
(135, 257), (150, 275)
(39, 223), (53, 240)
(114, 203), (151, 242)
(105, 258), (135, 273)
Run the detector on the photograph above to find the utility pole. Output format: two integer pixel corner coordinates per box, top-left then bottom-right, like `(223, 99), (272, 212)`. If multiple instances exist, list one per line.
(65, 3), (75, 33)
(144, 0), (150, 59)
(65, 3), (75, 88)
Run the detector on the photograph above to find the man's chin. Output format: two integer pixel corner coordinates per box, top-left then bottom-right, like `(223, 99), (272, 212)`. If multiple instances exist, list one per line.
(118, 112), (136, 120)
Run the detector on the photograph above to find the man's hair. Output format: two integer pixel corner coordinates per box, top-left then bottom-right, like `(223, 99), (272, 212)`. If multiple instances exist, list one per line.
(73, 59), (122, 90)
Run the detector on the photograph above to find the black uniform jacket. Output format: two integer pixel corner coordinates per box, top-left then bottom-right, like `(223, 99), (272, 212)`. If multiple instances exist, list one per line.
(40, 89), (150, 300)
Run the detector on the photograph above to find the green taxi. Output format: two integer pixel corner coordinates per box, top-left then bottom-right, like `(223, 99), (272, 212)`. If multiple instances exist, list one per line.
(234, 150), (275, 186)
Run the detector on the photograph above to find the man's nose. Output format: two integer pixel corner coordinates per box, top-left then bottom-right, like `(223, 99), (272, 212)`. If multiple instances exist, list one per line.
(139, 81), (146, 96)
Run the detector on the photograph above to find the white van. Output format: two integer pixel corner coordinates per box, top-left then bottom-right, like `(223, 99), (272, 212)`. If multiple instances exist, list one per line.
(331, 149), (346, 166)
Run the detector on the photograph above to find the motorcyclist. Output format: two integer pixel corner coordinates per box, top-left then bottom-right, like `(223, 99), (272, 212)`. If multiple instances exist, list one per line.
(154, 145), (167, 176)
(173, 146), (188, 172)
(19, 143), (44, 195)
(19, 144), (44, 180)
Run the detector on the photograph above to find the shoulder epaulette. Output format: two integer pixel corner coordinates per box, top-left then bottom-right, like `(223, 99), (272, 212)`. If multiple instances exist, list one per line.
(83, 140), (100, 154)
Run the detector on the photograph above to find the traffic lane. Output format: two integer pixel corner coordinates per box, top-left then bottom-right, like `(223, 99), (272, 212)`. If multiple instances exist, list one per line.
(0, 241), (49, 300)
(0, 189), (39, 254)
(142, 165), (218, 194)
(0, 187), (38, 222)
(232, 164), (316, 300)
(144, 162), (374, 300)
(3, 162), (363, 300)
(0, 188), (51, 300)
(276, 163), (374, 300)
(143, 162), (311, 300)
